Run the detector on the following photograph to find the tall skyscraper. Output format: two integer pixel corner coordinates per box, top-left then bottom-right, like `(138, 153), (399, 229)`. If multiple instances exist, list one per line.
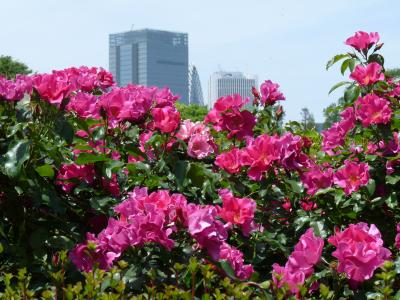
(109, 29), (189, 103)
(208, 71), (258, 108)
(188, 64), (204, 105)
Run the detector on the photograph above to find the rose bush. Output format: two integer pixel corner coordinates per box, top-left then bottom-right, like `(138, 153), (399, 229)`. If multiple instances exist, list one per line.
(1, 31), (400, 298)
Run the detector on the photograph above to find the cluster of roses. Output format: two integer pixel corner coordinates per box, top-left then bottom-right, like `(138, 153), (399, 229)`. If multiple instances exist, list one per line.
(70, 187), (258, 280)
(322, 32), (394, 156)
(273, 222), (392, 296)
(0, 66), (114, 103)
(215, 132), (311, 181)
(300, 160), (370, 196)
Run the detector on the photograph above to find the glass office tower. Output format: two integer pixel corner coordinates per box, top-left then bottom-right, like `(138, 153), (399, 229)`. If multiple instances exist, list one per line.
(109, 29), (189, 103)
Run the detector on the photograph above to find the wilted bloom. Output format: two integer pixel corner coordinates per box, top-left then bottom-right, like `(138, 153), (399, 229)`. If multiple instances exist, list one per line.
(355, 94), (392, 127)
(218, 189), (256, 236)
(151, 106), (180, 133)
(350, 63), (384, 86)
(328, 223), (391, 284)
(215, 148), (243, 174)
(301, 166), (333, 195)
(345, 31), (380, 51)
(260, 80), (285, 105)
(219, 243), (254, 280)
(333, 160), (369, 195)
(272, 228), (324, 294)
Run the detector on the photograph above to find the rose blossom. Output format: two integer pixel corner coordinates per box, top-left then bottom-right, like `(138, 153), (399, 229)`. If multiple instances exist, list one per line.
(345, 31), (380, 51)
(260, 80), (285, 105)
(328, 223), (391, 284)
(355, 94), (392, 127)
(215, 148), (243, 174)
(218, 189), (257, 236)
(272, 228), (324, 294)
(151, 106), (180, 133)
(350, 63), (384, 86)
(333, 160), (370, 195)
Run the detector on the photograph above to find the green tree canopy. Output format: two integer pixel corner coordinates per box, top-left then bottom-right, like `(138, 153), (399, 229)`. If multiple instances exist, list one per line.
(175, 102), (208, 122)
(300, 107), (316, 130)
(0, 55), (32, 79)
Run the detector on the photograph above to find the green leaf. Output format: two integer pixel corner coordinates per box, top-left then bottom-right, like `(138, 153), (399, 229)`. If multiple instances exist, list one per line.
(174, 160), (189, 187)
(328, 81), (350, 95)
(386, 175), (400, 185)
(35, 164), (55, 178)
(55, 116), (74, 144)
(344, 85), (360, 103)
(287, 179), (304, 194)
(219, 260), (235, 278)
(75, 153), (109, 165)
(0, 139), (31, 178)
(326, 54), (349, 70)
(340, 59), (350, 75)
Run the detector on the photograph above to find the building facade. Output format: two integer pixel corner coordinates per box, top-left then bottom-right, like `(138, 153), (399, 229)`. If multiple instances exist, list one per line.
(109, 29), (189, 103)
(188, 64), (204, 105)
(207, 71), (258, 108)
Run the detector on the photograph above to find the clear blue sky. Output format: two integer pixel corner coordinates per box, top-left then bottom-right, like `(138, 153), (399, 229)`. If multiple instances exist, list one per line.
(1, 0), (399, 122)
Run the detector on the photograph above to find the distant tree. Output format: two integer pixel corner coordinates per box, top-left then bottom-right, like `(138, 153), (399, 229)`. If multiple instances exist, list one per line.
(0, 55), (32, 79)
(323, 102), (341, 129)
(386, 68), (400, 79)
(300, 107), (316, 130)
(175, 102), (208, 122)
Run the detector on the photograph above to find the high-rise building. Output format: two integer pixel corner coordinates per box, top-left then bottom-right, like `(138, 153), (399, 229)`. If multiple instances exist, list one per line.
(188, 64), (204, 105)
(208, 71), (258, 108)
(109, 29), (189, 103)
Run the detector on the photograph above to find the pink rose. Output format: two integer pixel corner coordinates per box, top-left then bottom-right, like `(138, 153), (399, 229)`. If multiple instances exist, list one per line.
(215, 148), (243, 174)
(345, 31), (380, 51)
(187, 133), (215, 159)
(301, 166), (333, 195)
(328, 223), (391, 284)
(151, 106), (180, 133)
(350, 63), (384, 86)
(355, 94), (392, 127)
(260, 80), (285, 105)
(333, 160), (370, 195)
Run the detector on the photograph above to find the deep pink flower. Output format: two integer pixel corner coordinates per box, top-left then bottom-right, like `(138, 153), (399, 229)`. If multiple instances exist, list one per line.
(301, 166), (333, 195)
(151, 106), (180, 133)
(56, 163), (95, 192)
(0, 75), (33, 101)
(219, 243), (254, 280)
(220, 109), (256, 140)
(333, 160), (369, 195)
(345, 31), (380, 51)
(355, 94), (392, 127)
(273, 228), (324, 294)
(205, 94), (248, 131)
(33, 71), (74, 105)
(215, 148), (243, 174)
(186, 204), (228, 260)
(241, 134), (282, 181)
(278, 133), (311, 171)
(69, 233), (119, 272)
(260, 80), (285, 105)
(218, 189), (256, 236)
(67, 92), (100, 119)
(350, 63), (384, 86)
(328, 223), (391, 284)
